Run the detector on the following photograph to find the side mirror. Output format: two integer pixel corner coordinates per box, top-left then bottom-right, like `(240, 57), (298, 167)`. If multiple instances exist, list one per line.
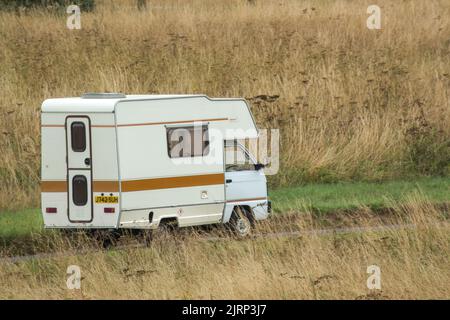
(254, 163), (266, 171)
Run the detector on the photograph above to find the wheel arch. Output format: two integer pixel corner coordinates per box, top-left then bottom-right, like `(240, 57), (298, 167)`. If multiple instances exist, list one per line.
(157, 216), (179, 228)
(223, 203), (255, 223)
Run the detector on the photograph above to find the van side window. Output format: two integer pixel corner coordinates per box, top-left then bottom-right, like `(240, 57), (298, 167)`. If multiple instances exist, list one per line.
(166, 125), (209, 158)
(225, 143), (255, 171)
(71, 122), (86, 152)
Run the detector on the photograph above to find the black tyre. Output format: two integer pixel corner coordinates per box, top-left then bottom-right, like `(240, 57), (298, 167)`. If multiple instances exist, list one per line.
(229, 207), (252, 237)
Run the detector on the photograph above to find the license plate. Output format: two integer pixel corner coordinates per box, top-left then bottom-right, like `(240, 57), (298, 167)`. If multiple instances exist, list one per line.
(95, 196), (119, 204)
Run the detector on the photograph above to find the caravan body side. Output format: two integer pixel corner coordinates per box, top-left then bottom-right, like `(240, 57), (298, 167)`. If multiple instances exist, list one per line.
(115, 96), (257, 228)
(41, 95), (263, 230)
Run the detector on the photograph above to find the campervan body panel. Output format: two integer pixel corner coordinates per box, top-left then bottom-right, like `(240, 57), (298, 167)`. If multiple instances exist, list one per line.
(41, 94), (266, 230)
(115, 96), (254, 228)
(41, 112), (120, 228)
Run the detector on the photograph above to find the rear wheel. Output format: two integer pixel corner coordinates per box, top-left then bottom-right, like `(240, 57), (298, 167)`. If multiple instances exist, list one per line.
(229, 206), (252, 238)
(154, 218), (178, 240)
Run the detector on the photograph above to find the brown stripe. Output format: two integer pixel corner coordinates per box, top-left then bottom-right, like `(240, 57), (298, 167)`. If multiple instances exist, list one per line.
(42, 118), (228, 129)
(121, 173), (224, 192)
(92, 181), (120, 192)
(226, 197), (267, 203)
(41, 124), (65, 128)
(42, 174), (224, 193)
(41, 180), (119, 193)
(41, 181), (67, 192)
(117, 118), (228, 127)
(42, 124), (114, 128)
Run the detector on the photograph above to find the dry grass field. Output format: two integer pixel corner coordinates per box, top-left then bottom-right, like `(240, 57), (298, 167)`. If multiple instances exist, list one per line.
(0, 0), (449, 300)
(0, 0), (449, 210)
(0, 196), (448, 299)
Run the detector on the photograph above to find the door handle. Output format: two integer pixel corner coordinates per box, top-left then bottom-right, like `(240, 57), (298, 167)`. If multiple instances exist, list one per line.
(226, 179), (232, 183)
(84, 158), (91, 166)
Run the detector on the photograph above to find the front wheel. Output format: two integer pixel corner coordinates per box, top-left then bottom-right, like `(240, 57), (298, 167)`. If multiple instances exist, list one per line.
(229, 207), (252, 238)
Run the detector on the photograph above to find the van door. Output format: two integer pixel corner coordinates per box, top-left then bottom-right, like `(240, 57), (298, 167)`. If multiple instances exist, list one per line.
(66, 116), (93, 222)
(224, 141), (267, 203)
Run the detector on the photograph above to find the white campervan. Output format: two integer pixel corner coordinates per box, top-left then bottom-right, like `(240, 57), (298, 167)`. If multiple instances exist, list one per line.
(41, 93), (271, 237)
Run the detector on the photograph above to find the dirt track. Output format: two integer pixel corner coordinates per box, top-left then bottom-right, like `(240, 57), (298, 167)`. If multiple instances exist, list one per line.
(1, 210), (449, 265)
(1, 203), (449, 263)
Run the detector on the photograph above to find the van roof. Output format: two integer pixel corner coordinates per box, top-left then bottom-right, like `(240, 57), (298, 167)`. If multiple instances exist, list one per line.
(41, 94), (237, 113)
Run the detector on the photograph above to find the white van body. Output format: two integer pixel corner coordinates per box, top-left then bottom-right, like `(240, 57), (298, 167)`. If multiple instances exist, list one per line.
(41, 94), (270, 232)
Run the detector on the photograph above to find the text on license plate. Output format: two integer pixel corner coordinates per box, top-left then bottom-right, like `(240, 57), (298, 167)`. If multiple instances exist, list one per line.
(95, 196), (119, 204)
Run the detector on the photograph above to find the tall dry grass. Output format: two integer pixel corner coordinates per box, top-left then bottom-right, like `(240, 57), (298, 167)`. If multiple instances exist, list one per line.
(0, 196), (448, 299)
(0, 0), (450, 210)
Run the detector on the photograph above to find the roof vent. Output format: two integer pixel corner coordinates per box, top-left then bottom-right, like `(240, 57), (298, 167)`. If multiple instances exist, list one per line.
(81, 93), (126, 99)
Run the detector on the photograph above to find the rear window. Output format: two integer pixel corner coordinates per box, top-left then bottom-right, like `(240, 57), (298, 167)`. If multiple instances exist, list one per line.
(71, 122), (86, 152)
(72, 175), (88, 206)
